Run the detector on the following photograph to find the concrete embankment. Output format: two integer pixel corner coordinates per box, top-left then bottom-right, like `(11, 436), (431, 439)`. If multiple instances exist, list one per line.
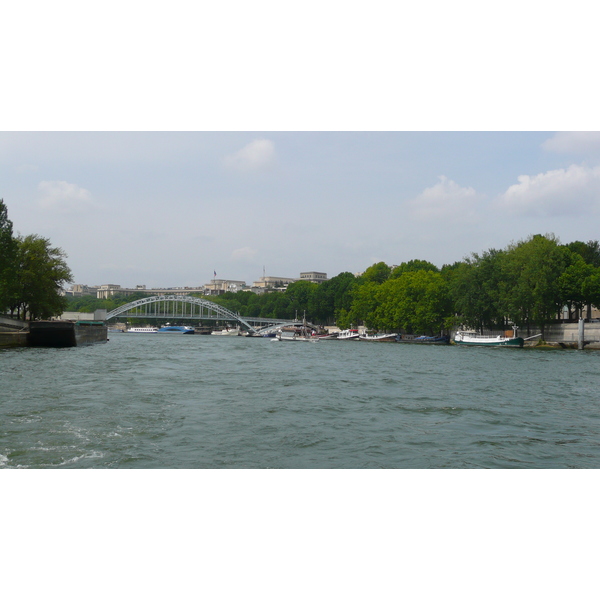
(0, 316), (29, 348)
(522, 322), (600, 349)
(0, 331), (29, 347)
(1, 317), (108, 348)
(28, 321), (107, 347)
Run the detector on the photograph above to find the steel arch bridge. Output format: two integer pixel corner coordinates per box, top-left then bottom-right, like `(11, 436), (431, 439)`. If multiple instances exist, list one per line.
(105, 295), (289, 333)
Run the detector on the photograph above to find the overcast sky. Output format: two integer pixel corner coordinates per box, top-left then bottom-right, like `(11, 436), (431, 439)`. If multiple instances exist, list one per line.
(2, 131), (600, 288)
(2, 3), (599, 290)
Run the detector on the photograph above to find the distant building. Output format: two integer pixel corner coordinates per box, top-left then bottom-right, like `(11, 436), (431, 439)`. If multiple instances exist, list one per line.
(249, 272), (328, 292)
(251, 276), (298, 290)
(96, 284), (207, 299)
(97, 284), (124, 299)
(299, 271), (328, 283)
(201, 279), (247, 295)
(64, 284), (99, 297)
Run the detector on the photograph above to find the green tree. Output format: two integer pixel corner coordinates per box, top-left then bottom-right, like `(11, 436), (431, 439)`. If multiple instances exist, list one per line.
(285, 280), (318, 319)
(309, 271), (356, 324)
(557, 254), (594, 320)
(0, 199), (18, 312)
(390, 259), (439, 278)
(376, 270), (452, 334)
(582, 267), (600, 312)
(335, 308), (352, 330)
(347, 281), (381, 328)
(501, 234), (570, 335)
(565, 240), (600, 318)
(450, 249), (507, 332)
(9, 234), (73, 320)
(566, 240), (600, 267)
(362, 262), (391, 284)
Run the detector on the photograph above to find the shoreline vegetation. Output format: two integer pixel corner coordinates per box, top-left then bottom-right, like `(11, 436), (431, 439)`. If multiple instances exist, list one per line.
(4, 198), (600, 341)
(0, 199), (72, 322)
(66, 234), (600, 341)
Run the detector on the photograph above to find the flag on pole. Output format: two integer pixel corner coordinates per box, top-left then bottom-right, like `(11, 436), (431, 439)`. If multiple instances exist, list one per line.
(214, 270), (217, 277)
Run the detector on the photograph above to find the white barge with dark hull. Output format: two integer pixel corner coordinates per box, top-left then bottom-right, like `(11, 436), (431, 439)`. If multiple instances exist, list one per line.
(453, 331), (524, 347)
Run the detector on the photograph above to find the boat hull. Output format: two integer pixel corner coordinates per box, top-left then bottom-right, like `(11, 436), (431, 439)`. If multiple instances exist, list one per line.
(454, 337), (524, 347)
(395, 334), (450, 345)
(359, 334), (396, 341)
(158, 326), (195, 334)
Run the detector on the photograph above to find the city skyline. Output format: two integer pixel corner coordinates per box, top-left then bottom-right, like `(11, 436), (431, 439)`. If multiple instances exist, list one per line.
(4, 132), (600, 289)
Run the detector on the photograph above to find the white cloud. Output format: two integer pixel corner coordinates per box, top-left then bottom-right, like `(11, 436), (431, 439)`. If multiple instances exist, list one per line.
(542, 132), (600, 154)
(231, 246), (257, 261)
(406, 176), (480, 221)
(496, 164), (600, 217)
(224, 139), (275, 172)
(37, 180), (97, 213)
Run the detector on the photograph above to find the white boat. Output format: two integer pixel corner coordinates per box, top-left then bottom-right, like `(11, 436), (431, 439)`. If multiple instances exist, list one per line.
(276, 316), (319, 341)
(358, 333), (396, 341)
(337, 329), (360, 340)
(211, 326), (241, 336)
(454, 330), (524, 347)
(126, 326), (159, 333)
(277, 330), (319, 342)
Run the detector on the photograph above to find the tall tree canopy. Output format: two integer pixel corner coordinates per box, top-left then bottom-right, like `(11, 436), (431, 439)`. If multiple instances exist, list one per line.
(449, 249), (507, 332)
(9, 234), (73, 320)
(362, 262), (391, 284)
(375, 270), (452, 334)
(390, 259), (439, 278)
(0, 199), (18, 311)
(500, 234), (571, 334)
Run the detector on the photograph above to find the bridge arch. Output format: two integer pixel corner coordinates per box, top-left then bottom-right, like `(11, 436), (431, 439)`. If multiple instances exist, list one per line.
(105, 295), (259, 333)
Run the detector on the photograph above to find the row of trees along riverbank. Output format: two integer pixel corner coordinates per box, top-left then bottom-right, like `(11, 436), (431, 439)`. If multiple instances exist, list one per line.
(343, 235), (600, 336)
(0, 199), (72, 320)
(66, 233), (600, 337)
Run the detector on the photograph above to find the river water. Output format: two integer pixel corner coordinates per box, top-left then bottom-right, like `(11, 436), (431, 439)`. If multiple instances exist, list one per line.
(2, 333), (600, 468)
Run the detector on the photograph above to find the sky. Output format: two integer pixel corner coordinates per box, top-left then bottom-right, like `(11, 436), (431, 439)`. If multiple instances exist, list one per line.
(2, 3), (599, 292)
(2, 131), (600, 289)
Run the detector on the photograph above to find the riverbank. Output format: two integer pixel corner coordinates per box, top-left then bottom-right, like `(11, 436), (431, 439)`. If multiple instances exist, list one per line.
(0, 317), (107, 348)
(0, 331), (28, 347)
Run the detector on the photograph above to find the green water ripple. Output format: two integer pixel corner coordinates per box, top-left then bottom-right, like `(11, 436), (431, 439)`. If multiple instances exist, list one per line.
(2, 334), (600, 468)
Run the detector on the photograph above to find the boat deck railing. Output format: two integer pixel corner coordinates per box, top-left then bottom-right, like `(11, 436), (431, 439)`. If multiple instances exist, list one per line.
(456, 330), (517, 339)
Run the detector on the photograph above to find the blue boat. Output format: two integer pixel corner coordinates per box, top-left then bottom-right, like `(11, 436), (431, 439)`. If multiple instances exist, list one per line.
(158, 325), (195, 334)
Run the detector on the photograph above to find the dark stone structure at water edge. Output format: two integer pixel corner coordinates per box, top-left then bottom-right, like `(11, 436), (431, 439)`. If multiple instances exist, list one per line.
(27, 321), (108, 347)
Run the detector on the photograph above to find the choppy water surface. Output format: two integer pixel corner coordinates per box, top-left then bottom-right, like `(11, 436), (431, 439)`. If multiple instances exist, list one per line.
(2, 334), (600, 468)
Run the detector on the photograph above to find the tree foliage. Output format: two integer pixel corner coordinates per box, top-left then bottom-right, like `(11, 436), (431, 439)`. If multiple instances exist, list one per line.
(362, 262), (391, 284)
(374, 270), (451, 334)
(2, 200), (73, 320)
(0, 199), (18, 311)
(449, 249), (506, 332)
(390, 259), (439, 278)
(7, 235), (73, 320)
